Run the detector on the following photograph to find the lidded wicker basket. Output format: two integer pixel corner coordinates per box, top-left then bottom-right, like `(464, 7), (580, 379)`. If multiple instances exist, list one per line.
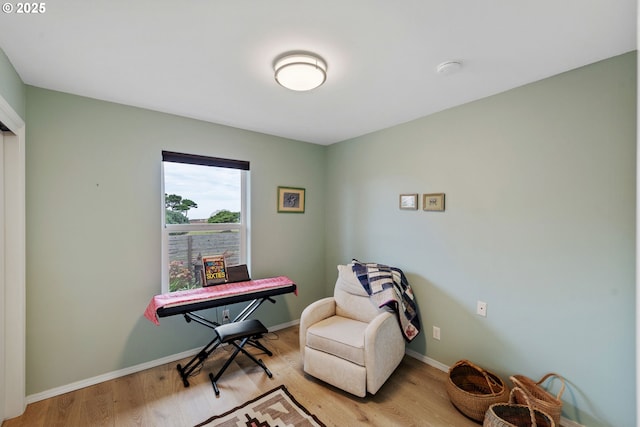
(446, 359), (510, 422)
(509, 373), (564, 426)
(484, 387), (555, 427)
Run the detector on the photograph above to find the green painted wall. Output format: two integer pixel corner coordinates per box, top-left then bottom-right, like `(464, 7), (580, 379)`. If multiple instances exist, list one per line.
(326, 52), (636, 427)
(6, 47), (636, 426)
(24, 87), (326, 394)
(0, 48), (25, 120)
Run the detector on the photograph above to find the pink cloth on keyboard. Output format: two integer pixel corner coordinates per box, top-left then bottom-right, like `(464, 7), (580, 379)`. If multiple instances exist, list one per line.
(144, 276), (296, 325)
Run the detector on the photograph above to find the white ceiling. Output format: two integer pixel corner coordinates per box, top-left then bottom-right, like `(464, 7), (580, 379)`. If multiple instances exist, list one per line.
(0, 1), (636, 145)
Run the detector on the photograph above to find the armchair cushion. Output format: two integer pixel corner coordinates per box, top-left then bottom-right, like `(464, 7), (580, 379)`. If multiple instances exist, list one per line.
(306, 315), (367, 366)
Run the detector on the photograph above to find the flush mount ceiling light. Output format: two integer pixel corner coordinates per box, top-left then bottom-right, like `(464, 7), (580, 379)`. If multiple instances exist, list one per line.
(274, 53), (327, 91)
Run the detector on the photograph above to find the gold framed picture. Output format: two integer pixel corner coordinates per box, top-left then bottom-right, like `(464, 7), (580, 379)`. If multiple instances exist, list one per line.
(399, 194), (418, 210)
(278, 186), (305, 213)
(423, 193), (445, 211)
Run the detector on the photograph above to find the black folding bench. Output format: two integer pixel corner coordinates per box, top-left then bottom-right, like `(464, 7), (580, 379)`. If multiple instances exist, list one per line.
(208, 318), (273, 396)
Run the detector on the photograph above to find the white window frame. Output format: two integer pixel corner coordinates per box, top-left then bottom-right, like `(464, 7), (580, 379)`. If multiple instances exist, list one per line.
(160, 151), (249, 293)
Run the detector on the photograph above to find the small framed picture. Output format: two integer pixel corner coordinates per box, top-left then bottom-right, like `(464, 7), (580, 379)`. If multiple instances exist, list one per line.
(423, 193), (445, 211)
(278, 186), (305, 213)
(399, 194), (418, 210)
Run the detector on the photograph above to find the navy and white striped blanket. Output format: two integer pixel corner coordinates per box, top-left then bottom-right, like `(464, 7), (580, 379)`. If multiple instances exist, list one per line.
(352, 260), (420, 342)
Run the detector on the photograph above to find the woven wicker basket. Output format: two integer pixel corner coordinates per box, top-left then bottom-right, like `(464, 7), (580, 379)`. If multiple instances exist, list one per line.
(509, 373), (564, 425)
(484, 388), (555, 427)
(446, 359), (510, 422)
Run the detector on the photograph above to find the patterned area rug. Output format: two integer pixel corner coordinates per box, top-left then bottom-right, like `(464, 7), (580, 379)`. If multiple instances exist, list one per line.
(194, 385), (326, 427)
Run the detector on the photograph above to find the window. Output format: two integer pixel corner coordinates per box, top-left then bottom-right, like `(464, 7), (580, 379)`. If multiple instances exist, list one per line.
(161, 151), (249, 293)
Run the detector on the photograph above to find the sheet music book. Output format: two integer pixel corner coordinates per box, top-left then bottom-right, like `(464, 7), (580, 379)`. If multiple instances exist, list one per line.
(202, 255), (227, 286)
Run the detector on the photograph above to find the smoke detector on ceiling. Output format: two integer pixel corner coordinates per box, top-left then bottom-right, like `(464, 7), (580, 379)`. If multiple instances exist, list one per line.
(436, 61), (463, 75)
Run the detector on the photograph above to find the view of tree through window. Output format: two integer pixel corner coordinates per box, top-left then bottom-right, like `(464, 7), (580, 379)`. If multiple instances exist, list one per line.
(163, 156), (246, 292)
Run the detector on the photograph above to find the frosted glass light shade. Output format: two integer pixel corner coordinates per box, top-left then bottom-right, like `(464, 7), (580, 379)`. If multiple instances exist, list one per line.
(274, 54), (327, 91)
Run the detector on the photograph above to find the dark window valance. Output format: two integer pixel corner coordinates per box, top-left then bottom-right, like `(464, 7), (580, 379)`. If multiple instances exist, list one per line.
(162, 150), (249, 171)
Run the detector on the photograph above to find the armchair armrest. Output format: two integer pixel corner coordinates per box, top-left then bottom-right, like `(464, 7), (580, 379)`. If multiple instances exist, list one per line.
(299, 297), (336, 358)
(364, 310), (406, 394)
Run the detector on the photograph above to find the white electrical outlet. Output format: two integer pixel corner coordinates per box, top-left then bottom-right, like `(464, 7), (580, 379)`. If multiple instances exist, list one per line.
(222, 309), (230, 323)
(432, 326), (441, 340)
(477, 301), (487, 317)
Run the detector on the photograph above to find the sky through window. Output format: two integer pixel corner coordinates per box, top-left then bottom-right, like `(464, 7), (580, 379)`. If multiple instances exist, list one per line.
(163, 161), (241, 221)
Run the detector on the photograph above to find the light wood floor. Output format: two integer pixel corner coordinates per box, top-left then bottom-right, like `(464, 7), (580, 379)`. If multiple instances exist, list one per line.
(2, 325), (479, 427)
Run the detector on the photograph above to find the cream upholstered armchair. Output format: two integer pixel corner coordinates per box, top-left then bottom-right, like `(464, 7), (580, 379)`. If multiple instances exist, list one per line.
(299, 264), (406, 397)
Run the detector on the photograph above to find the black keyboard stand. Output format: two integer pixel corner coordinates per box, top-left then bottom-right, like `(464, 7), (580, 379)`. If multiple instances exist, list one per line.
(175, 296), (276, 387)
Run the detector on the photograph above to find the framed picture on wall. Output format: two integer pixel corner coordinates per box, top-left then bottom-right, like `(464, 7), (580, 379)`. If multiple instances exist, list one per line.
(399, 194), (418, 210)
(278, 186), (305, 213)
(423, 193), (445, 211)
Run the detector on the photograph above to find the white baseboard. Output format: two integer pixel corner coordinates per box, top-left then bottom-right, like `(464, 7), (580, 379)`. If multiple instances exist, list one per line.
(27, 320), (584, 427)
(26, 347), (200, 404)
(403, 349), (584, 427)
(271, 318), (299, 329)
(404, 348), (449, 372)
(26, 319), (298, 404)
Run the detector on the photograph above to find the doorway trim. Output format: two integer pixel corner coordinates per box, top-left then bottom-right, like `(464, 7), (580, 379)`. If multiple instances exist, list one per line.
(0, 93), (26, 419)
